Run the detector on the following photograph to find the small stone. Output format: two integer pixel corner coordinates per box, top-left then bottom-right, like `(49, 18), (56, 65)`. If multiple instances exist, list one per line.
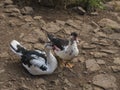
(96, 32), (107, 38)
(38, 87), (43, 90)
(83, 71), (88, 75)
(85, 59), (101, 72)
(0, 3), (4, 7)
(0, 14), (6, 19)
(5, 5), (17, 8)
(93, 74), (117, 89)
(113, 57), (120, 65)
(90, 52), (107, 58)
(19, 33), (24, 38)
(90, 12), (98, 16)
(0, 69), (5, 74)
(96, 59), (105, 65)
(92, 39), (110, 46)
(109, 33), (120, 40)
(4, 8), (20, 13)
(4, 0), (13, 5)
(78, 56), (85, 63)
(111, 66), (120, 72)
(50, 79), (59, 85)
(0, 52), (9, 58)
(33, 16), (42, 20)
(24, 16), (33, 22)
(66, 19), (82, 30)
(32, 28), (46, 43)
(64, 79), (73, 87)
(100, 49), (117, 54)
(9, 12), (21, 17)
(93, 86), (104, 90)
(82, 84), (93, 90)
(73, 6), (86, 15)
(114, 40), (120, 47)
(63, 87), (68, 90)
(19, 84), (30, 90)
(34, 78), (46, 85)
(55, 20), (65, 26)
(82, 43), (96, 49)
(72, 57), (80, 63)
(21, 6), (34, 15)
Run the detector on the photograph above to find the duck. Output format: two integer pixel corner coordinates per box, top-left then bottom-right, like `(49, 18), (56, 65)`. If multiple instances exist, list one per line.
(47, 32), (79, 68)
(10, 40), (58, 75)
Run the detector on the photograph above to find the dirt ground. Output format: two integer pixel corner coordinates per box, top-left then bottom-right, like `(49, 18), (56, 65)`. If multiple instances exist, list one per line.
(0, 0), (120, 90)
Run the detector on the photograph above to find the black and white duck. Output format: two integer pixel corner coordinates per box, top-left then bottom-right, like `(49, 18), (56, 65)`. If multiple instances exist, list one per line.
(47, 32), (79, 68)
(10, 40), (58, 75)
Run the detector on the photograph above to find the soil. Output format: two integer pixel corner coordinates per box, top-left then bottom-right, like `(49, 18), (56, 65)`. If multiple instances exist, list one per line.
(0, 0), (120, 90)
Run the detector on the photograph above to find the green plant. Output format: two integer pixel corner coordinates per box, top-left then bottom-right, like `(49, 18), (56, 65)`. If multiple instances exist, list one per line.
(76, 0), (104, 12)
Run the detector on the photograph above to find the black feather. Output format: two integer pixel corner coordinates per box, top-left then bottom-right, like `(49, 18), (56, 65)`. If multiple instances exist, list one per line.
(71, 32), (78, 37)
(21, 50), (47, 67)
(47, 33), (69, 50)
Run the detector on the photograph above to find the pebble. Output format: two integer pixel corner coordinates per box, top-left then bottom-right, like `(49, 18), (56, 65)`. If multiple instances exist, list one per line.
(96, 59), (106, 65)
(111, 66), (120, 72)
(21, 6), (34, 15)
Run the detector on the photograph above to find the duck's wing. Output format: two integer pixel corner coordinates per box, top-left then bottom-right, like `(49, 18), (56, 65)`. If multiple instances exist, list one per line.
(21, 50), (48, 71)
(10, 40), (27, 56)
(47, 33), (69, 50)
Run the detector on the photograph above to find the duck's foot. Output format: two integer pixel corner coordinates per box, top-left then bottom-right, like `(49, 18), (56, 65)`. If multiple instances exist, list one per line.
(65, 62), (74, 68)
(58, 59), (74, 68)
(59, 60), (66, 68)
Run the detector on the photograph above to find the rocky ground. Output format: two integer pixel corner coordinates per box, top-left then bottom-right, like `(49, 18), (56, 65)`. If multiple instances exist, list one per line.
(0, 0), (120, 90)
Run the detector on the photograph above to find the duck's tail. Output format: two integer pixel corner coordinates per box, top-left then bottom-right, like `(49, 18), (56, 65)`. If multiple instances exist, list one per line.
(10, 40), (27, 56)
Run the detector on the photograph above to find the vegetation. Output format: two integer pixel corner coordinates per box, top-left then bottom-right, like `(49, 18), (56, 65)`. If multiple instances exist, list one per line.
(76, 0), (104, 12)
(13, 0), (104, 12)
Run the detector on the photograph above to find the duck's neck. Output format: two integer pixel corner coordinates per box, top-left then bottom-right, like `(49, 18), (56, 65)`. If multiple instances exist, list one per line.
(46, 50), (57, 73)
(68, 40), (77, 47)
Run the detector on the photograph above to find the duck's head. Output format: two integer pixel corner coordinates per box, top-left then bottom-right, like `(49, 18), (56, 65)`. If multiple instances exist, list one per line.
(70, 32), (79, 44)
(44, 42), (54, 50)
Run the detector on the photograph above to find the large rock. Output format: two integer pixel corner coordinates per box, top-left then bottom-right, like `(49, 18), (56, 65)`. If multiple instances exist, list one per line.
(98, 18), (120, 31)
(111, 66), (120, 73)
(90, 52), (107, 58)
(63, 26), (79, 35)
(96, 59), (105, 65)
(21, 6), (34, 15)
(4, 8), (20, 13)
(109, 33), (120, 40)
(93, 74), (117, 90)
(82, 84), (93, 90)
(85, 59), (101, 72)
(65, 19), (82, 30)
(42, 22), (61, 33)
(33, 28), (47, 43)
(106, 1), (120, 11)
(0, 52), (9, 58)
(114, 40), (120, 47)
